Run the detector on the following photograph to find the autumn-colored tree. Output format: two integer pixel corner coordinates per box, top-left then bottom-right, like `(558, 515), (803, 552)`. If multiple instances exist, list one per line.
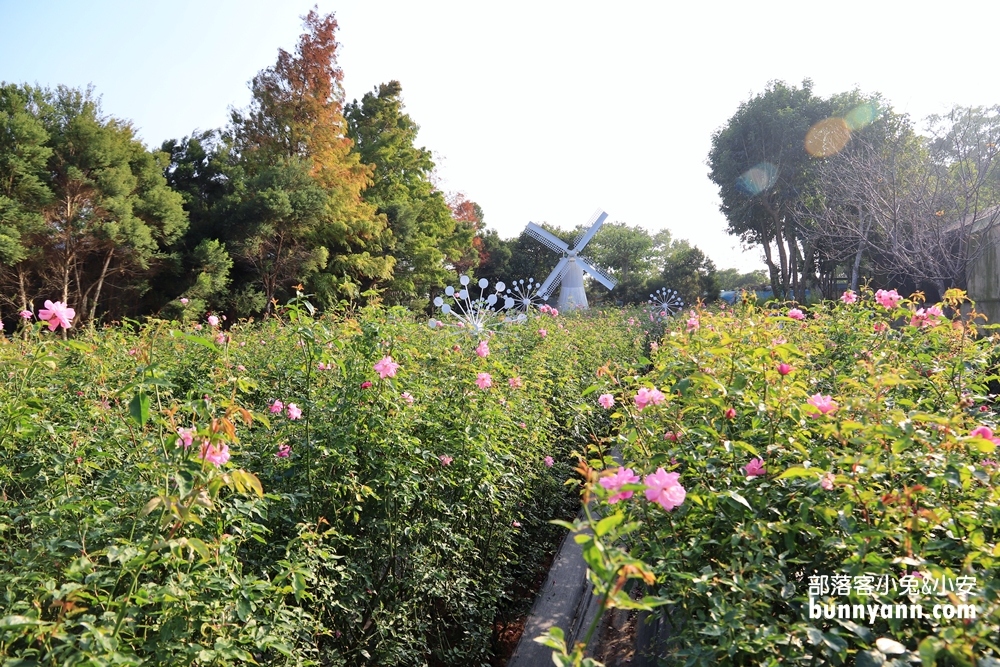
(446, 192), (485, 275)
(228, 9), (391, 310)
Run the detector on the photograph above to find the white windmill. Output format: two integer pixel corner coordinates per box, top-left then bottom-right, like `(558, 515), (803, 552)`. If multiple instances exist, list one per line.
(523, 209), (617, 310)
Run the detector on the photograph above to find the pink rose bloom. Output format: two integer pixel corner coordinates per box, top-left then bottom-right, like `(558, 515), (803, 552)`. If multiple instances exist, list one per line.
(374, 355), (400, 379)
(598, 393), (615, 409)
(644, 468), (686, 511)
(180, 298), (189, 305)
(926, 305), (944, 318)
(38, 300), (75, 331)
(663, 431), (679, 442)
(743, 457), (766, 477)
(540, 304), (551, 313)
(600, 467), (641, 504)
(401, 392), (414, 405)
(475, 340), (490, 357)
(286, 403), (302, 420)
(634, 387), (666, 411)
(512, 520), (521, 528)
(873, 322), (889, 333)
(550, 308), (558, 317)
(538, 328), (548, 337)
(840, 290), (857, 304)
(724, 407), (736, 419)
(875, 289), (902, 309)
(544, 456), (554, 467)
(19, 310), (32, 319)
(787, 308), (805, 320)
(269, 399), (283, 414)
(970, 425), (1000, 446)
(509, 377), (523, 389)
(207, 315), (219, 327)
(777, 363), (792, 375)
(177, 427), (195, 449)
(806, 393), (838, 417)
(361, 381), (373, 389)
(628, 317), (635, 325)
(476, 372), (493, 389)
(215, 332), (227, 345)
(199, 440), (230, 467)
(276, 444), (291, 458)
(439, 455), (453, 466)
(820, 472), (835, 490)
(686, 312), (700, 332)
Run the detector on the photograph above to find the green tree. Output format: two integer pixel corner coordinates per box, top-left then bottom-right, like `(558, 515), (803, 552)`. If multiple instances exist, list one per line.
(0, 84), (52, 314)
(586, 222), (657, 303)
(715, 268), (768, 291)
(30, 86), (187, 323)
(658, 241), (718, 304)
(708, 80), (830, 301)
(346, 81), (472, 307)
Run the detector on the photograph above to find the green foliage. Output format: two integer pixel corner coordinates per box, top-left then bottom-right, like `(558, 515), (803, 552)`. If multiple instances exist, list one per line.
(708, 79), (829, 301)
(346, 81), (473, 308)
(561, 289), (1000, 666)
(716, 268), (769, 291)
(0, 84), (188, 323)
(0, 301), (643, 665)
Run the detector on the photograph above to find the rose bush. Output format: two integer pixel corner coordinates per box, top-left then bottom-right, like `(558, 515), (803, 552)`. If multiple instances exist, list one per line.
(572, 289), (1000, 666)
(0, 299), (644, 665)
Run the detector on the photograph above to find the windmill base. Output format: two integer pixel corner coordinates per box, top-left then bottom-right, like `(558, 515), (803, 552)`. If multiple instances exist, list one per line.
(556, 260), (589, 310)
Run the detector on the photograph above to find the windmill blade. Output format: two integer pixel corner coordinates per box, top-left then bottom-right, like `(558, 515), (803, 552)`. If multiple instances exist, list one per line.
(572, 209), (608, 252)
(538, 257), (569, 298)
(577, 257), (617, 290)
(524, 222), (569, 254)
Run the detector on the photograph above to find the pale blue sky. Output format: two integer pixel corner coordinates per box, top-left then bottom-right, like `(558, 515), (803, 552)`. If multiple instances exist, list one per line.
(4, 0), (1000, 272)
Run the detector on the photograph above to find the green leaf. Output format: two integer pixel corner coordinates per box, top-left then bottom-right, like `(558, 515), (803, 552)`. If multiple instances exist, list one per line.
(581, 384), (599, 397)
(856, 649), (886, 667)
(918, 637), (943, 667)
(594, 512), (624, 538)
(728, 490), (752, 511)
(778, 467), (819, 480)
(140, 496), (162, 517)
(129, 391), (150, 426)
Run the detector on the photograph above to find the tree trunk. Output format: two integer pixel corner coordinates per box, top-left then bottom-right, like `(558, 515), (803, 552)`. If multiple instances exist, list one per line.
(88, 248), (114, 325)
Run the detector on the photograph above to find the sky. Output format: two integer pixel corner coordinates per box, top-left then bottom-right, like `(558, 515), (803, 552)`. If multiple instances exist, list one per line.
(3, 0), (1000, 273)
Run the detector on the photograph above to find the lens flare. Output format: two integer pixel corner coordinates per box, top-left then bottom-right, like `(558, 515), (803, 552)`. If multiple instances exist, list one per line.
(805, 117), (851, 157)
(737, 162), (778, 195)
(845, 103), (878, 131)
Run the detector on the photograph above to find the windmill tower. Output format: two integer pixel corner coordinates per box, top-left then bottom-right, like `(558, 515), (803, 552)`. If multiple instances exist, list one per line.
(523, 209), (617, 310)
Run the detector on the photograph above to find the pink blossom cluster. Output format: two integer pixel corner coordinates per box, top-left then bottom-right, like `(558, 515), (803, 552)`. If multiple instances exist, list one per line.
(269, 399), (302, 420)
(634, 387), (666, 411)
(742, 457), (765, 477)
(374, 355), (400, 379)
(539, 304), (559, 316)
(840, 290), (857, 304)
(38, 300), (75, 331)
(475, 340), (490, 358)
(476, 372), (492, 389)
(598, 393), (615, 409)
(199, 440), (230, 467)
(787, 308), (805, 321)
(875, 289), (902, 309)
(600, 466), (686, 511)
(970, 425), (1000, 447)
(910, 305), (944, 328)
(686, 311), (700, 332)
(806, 393), (838, 417)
